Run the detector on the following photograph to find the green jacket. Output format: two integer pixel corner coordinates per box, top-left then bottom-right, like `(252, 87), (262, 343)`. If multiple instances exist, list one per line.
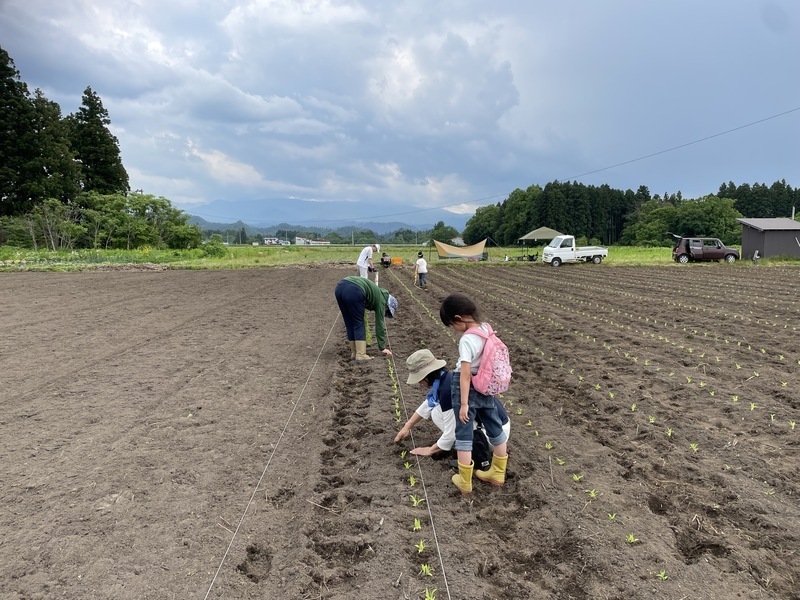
(343, 276), (392, 350)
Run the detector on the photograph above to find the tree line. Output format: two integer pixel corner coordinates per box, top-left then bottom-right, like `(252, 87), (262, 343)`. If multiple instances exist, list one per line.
(462, 180), (799, 247)
(0, 46), (200, 250)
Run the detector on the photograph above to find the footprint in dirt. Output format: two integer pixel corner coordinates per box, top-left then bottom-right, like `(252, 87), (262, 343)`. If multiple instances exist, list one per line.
(236, 543), (272, 583)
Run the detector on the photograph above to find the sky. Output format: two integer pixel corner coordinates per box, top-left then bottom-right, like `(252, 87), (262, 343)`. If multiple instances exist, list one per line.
(1, 0), (799, 230)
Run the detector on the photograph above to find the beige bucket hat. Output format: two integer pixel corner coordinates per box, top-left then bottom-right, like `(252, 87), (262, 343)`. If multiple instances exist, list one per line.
(406, 349), (447, 384)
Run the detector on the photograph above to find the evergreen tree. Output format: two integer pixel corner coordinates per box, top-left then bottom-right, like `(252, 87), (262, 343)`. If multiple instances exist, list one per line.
(66, 86), (129, 194)
(20, 89), (81, 204)
(0, 47), (36, 216)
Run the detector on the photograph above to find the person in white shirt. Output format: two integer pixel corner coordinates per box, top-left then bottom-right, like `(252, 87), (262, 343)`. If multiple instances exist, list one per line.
(356, 243), (379, 278)
(414, 251), (428, 289)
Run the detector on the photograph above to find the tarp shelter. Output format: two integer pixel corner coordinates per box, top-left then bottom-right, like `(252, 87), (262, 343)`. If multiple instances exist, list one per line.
(515, 227), (563, 261)
(736, 217), (800, 260)
(519, 226), (563, 241)
(433, 239), (487, 260)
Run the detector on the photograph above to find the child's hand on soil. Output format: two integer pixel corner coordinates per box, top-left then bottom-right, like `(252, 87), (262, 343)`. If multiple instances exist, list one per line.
(382, 348), (393, 356)
(394, 427), (410, 442)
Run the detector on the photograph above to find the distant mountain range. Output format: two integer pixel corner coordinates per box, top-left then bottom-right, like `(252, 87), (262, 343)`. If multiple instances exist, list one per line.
(187, 215), (462, 236)
(182, 197), (471, 234)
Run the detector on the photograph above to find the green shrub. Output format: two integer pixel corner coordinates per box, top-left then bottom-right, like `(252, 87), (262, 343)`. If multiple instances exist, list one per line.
(202, 241), (227, 258)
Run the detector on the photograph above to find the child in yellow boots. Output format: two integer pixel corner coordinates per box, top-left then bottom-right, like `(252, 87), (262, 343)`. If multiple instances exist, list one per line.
(439, 293), (509, 493)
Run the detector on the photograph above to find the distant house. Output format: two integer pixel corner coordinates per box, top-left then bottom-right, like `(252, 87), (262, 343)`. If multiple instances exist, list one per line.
(294, 236), (330, 246)
(736, 217), (800, 260)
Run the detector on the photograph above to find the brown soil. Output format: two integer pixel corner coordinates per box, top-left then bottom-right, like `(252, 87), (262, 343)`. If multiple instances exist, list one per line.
(1, 263), (798, 600)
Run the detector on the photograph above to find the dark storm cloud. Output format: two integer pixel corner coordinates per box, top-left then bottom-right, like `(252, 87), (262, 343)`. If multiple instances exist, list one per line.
(1, 0), (798, 226)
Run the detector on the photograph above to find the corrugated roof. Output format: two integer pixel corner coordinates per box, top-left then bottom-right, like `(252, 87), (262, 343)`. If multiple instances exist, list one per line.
(736, 217), (800, 231)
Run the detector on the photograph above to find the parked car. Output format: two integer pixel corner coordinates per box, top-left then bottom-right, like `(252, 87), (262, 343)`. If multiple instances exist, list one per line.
(667, 233), (740, 263)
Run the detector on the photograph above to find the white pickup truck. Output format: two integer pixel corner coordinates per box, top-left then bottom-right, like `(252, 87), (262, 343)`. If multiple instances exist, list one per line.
(542, 235), (608, 267)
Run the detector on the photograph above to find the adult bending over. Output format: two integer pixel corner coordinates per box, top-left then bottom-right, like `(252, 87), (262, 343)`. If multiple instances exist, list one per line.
(334, 275), (397, 361)
(394, 349), (510, 458)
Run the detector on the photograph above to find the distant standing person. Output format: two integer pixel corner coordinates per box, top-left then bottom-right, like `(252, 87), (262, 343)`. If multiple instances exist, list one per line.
(414, 251), (428, 289)
(357, 243), (380, 278)
(334, 275), (398, 361)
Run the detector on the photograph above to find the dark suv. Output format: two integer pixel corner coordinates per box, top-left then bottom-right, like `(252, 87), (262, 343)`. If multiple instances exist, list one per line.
(667, 233), (740, 263)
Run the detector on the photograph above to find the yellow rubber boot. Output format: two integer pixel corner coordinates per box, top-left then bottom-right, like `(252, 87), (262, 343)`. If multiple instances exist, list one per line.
(348, 341), (356, 360)
(451, 461), (473, 494)
(354, 340), (372, 361)
(475, 453), (507, 486)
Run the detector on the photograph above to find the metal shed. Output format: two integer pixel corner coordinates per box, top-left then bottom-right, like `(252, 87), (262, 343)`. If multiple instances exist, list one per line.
(736, 217), (800, 260)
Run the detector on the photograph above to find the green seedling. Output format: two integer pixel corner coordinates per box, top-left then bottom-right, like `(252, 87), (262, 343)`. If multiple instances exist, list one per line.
(607, 513), (616, 521)
(781, 381), (788, 387)
(732, 395), (738, 403)
(526, 420), (533, 427)
(791, 421), (796, 430)
(595, 383), (601, 390)
(416, 539), (427, 553)
(753, 371), (760, 377)
(534, 430), (539, 437)
(631, 403), (637, 412)
(689, 443), (699, 453)
(572, 473), (583, 482)
(666, 428), (673, 438)
(770, 414), (776, 422)
(648, 415), (656, 424)
(423, 588), (436, 600)
(585, 488), (599, 499)
(410, 494), (425, 507)
(544, 442), (554, 450)
(609, 392), (615, 399)
(764, 488), (775, 496)
(626, 533), (640, 544)
(750, 403), (757, 411)
(735, 363), (741, 369)
(419, 564), (433, 577)
(516, 408), (523, 415)
(657, 569), (668, 581)
(555, 457), (565, 466)
(709, 391), (715, 397)
(409, 475), (417, 487)
(404, 461), (412, 469)
(699, 381), (706, 388)
(400, 450), (407, 459)
(413, 518), (422, 531)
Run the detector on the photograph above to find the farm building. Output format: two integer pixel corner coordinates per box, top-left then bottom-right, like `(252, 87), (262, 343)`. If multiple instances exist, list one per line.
(736, 217), (800, 260)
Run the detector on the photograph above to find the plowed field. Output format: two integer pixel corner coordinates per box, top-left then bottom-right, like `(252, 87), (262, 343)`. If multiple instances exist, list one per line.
(1, 263), (798, 600)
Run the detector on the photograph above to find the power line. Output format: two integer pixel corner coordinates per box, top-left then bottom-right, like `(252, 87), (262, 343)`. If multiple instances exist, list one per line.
(191, 106), (800, 226)
(561, 105), (800, 181)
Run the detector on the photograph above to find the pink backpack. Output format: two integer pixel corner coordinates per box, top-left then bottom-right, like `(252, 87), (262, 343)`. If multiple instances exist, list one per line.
(464, 324), (512, 396)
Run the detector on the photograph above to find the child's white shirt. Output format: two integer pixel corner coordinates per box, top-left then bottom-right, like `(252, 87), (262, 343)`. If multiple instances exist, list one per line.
(455, 323), (488, 373)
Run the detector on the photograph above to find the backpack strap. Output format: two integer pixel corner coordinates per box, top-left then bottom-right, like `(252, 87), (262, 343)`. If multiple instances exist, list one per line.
(464, 323), (493, 338)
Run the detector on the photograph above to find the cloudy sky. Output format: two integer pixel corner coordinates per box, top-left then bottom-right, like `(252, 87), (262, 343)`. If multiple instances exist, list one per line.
(2, 1), (799, 229)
